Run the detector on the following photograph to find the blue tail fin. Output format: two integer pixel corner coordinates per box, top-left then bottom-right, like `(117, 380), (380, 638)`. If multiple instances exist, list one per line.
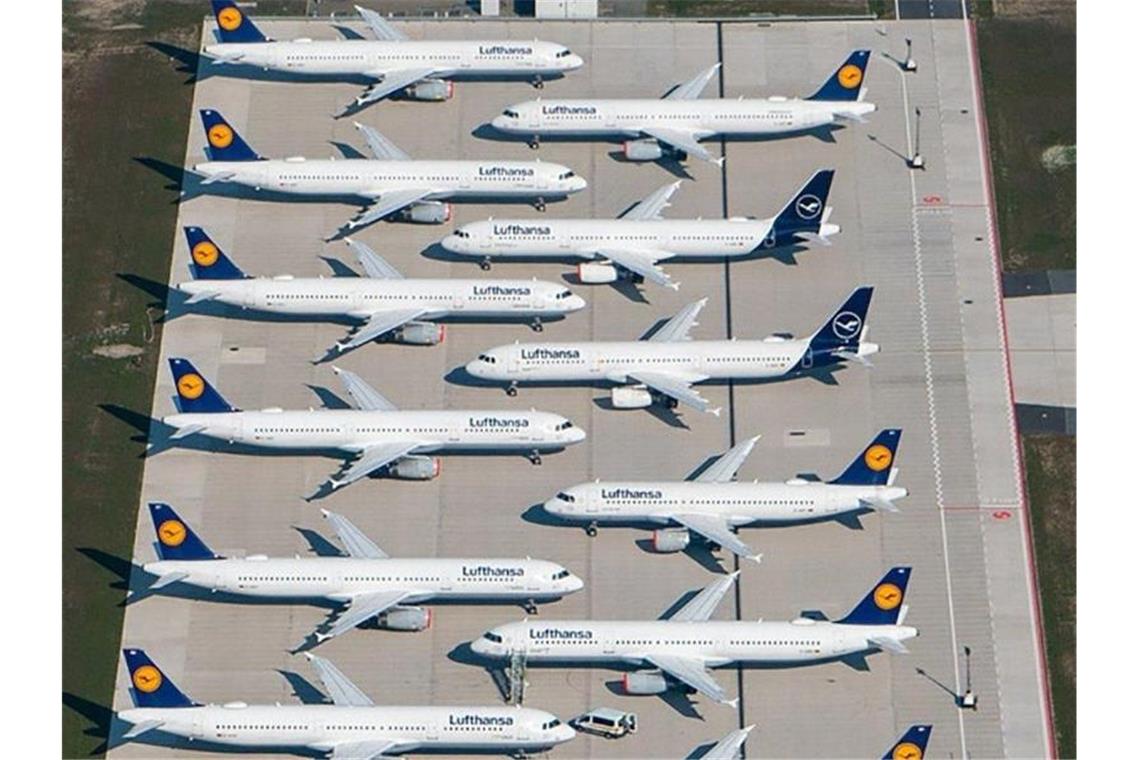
(210, 1), (268, 43)
(831, 429), (902, 486)
(168, 358), (235, 414)
(200, 109), (261, 162)
(770, 169), (835, 242)
(123, 649), (197, 708)
(807, 286), (873, 353)
(808, 50), (871, 102)
(838, 567), (912, 626)
(184, 227), (247, 280)
(882, 725), (932, 760)
(148, 503), (218, 561)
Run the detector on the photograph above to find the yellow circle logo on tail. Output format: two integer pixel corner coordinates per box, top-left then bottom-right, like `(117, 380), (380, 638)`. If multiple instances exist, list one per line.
(892, 741), (923, 760)
(208, 123), (234, 149)
(217, 7), (243, 31)
(177, 373), (206, 400)
(864, 444), (893, 472)
(158, 519), (187, 547)
(838, 64), (863, 89)
(874, 582), (903, 610)
(132, 665), (163, 693)
(191, 241), (219, 267)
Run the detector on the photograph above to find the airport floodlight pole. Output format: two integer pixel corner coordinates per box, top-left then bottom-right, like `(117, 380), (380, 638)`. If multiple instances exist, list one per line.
(960, 645), (978, 709)
(908, 108), (925, 169)
(904, 37), (918, 71)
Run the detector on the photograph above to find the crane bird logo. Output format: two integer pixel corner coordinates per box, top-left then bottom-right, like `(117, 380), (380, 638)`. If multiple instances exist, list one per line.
(873, 582), (903, 610)
(831, 311), (863, 341)
(132, 665), (163, 693)
(217, 7), (243, 32)
(838, 64), (864, 90)
(177, 373), (206, 400)
(158, 519), (188, 547)
(795, 194), (822, 220)
(191, 241), (219, 267)
(208, 123), (234, 149)
(892, 742), (923, 760)
(864, 444), (893, 472)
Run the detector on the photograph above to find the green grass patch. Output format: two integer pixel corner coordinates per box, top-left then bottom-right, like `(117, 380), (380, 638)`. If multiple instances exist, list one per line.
(1022, 435), (1076, 759)
(975, 8), (1075, 271)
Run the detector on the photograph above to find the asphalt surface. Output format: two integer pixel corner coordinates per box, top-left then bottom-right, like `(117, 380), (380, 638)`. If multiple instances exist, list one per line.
(106, 14), (1050, 760)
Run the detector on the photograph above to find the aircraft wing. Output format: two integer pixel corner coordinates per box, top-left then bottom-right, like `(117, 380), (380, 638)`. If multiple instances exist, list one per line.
(597, 247), (677, 290)
(645, 653), (734, 705)
(345, 188), (433, 232)
(647, 298), (707, 342)
(327, 441), (421, 491)
(321, 509), (388, 558)
(355, 4), (408, 41)
(329, 740), (402, 760)
(694, 436), (760, 483)
(332, 308), (427, 355)
(673, 513), (761, 563)
(667, 571), (739, 622)
(305, 652), (375, 706)
(701, 725), (755, 760)
(663, 63), (721, 100)
(353, 122), (412, 161)
(345, 238), (403, 279)
(621, 180), (682, 221)
(332, 366), (399, 411)
(627, 370), (718, 415)
(317, 590), (410, 642)
(641, 126), (721, 165)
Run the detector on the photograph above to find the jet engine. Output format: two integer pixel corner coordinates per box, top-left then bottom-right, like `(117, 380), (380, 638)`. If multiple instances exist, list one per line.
(650, 527), (691, 553)
(393, 321), (444, 346)
(389, 455), (441, 480)
(405, 80), (454, 101)
(577, 262), (619, 284)
(611, 386), (653, 409)
(376, 605), (432, 631)
(622, 138), (664, 162)
(400, 201), (452, 224)
(622, 671), (669, 695)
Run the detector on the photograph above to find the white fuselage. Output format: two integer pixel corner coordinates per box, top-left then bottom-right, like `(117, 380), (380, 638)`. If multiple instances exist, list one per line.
(177, 277), (586, 320)
(491, 97), (876, 139)
(191, 158), (587, 203)
(467, 339), (814, 384)
(204, 38), (583, 81)
(471, 619), (917, 666)
(441, 217), (788, 261)
(142, 556), (583, 603)
(161, 409), (587, 454)
(119, 704), (575, 753)
(544, 480), (909, 526)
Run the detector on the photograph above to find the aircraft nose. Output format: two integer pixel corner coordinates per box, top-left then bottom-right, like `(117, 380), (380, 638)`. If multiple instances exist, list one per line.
(491, 115), (511, 131)
(554, 723), (576, 743)
(569, 176), (588, 192)
(465, 359), (485, 378)
(440, 234), (464, 253)
(566, 294), (587, 312)
(567, 425), (587, 443)
(542, 497), (566, 515)
(567, 573), (585, 592)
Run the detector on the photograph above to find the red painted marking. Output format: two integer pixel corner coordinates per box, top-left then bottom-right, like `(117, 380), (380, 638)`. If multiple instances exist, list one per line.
(993, 510), (1012, 520)
(922, 195), (944, 205)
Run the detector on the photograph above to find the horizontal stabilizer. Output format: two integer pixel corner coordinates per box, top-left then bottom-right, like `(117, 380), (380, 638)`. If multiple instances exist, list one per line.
(184, 290), (221, 305)
(122, 719), (165, 740)
(859, 496), (900, 513)
(149, 571), (190, 591)
(868, 635), (909, 655)
(170, 424), (206, 440)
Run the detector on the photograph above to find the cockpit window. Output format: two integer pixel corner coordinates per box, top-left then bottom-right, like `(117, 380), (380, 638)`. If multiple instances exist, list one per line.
(453, 229), (470, 239)
(558, 171), (576, 180)
(483, 631), (503, 644)
(555, 289), (573, 299)
(556, 491), (575, 503)
(555, 49), (572, 58)
(553, 569), (571, 580)
(502, 109), (520, 119)
(542, 719), (563, 729)
(477, 354), (497, 364)
(555, 421), (573, 431)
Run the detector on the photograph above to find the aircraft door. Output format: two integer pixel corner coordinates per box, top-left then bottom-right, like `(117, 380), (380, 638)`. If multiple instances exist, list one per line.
(800, 347), (813, 370)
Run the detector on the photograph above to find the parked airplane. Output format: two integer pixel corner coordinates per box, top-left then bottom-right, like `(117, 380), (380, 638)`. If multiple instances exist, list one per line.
(464, 287), (877, 414)
(691, 725), (754, 760)
(190, 110), (586, 235)
(489, 50), (874, 163)
(470, 567), (917, 706)
(440, 170), (837, 289)
(543, 430), (907, 561)
(116, 649), (576, 755)
(203, 1), (583, 113)
(884, 725), (933, 760)
(135, 503), (583, 647)
(159, 358), (586, 494)
(175, 228), (586, 358)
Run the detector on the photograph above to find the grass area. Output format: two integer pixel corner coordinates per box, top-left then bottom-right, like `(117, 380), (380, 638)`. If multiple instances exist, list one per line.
(61, 1), (303, 756)
(1022, 436), (1076, 759)
(646, 0), (875, 17)
(975, 3), (1075, 272)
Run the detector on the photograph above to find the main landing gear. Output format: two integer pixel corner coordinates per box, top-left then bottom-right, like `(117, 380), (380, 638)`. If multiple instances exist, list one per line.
(530, 318), (544, 333)
(479, 257), (492, 271)
(506, 381), (519, 397)
(533, 197), (546, 212)
(528, 450), (543, 465)
(585, 522), (598, 537)
(527, 136), (540, 150)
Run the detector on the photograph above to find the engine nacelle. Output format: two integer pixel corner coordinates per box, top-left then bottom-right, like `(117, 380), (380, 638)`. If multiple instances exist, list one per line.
(650, 527), (691, 553)
(389, 455), (441, 480)
(622, 671), (669, 695)
(611, 386), (653, 409)
(577, 262), (619, 284)
(376, 605), (432, 632)
(622, 138), (664, 162)
(405, 80), (454, 101)
(400, 201), (452, 225)
(393, 320), (444, 346)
